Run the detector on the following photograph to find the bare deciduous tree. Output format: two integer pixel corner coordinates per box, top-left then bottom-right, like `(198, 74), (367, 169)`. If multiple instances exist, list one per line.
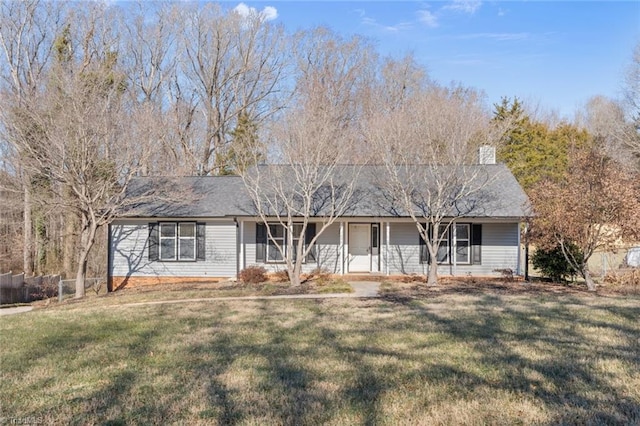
(0, 0), (67, 274)
(240, 28), (369, 286)
(366, 84), (510, 285)
(14, 5), (157, 297)
(240, 108), (362, 287)
(122, 3), (178, 176)
(529, 147), (640, 291)
(623, 42), (640, 163)
(178, 3), (286, 175)
(580, 95), (639, 171)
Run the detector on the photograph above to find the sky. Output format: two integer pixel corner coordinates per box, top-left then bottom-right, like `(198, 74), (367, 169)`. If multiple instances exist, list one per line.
(232, 1), (640, 119)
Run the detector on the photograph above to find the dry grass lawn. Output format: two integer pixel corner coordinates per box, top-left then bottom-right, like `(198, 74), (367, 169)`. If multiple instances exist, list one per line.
(1, 281), (639, 425)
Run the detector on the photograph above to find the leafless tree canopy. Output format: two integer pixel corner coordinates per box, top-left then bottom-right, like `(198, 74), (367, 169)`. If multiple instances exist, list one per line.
(364, 83), (511, 285)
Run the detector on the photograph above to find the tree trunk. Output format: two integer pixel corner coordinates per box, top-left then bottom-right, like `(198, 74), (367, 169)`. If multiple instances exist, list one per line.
(75, 245), (88, 298)
(75, 218), (98, 298)
(63, 210), (77, 278)
(34, 213), (45, 274)
(289, 260), (302, 287)
(23, 184), (33, 275)
(289, 270), (301, 287)
(427, 261), (438, 286)
(582, 267), (596, 292)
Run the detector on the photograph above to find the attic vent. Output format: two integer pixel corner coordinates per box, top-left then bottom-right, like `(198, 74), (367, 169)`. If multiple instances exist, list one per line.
(479, 145), (496, 165)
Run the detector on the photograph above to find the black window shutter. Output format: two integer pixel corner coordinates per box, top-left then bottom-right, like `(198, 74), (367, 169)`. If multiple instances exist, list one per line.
(196, 223), (206, 261)
(472, 224), (482, 264)
(305, 223), (317, 263)
(256, 223), (266, 262)
(148, 223), (159, 261)
(419, 223), (431, 264)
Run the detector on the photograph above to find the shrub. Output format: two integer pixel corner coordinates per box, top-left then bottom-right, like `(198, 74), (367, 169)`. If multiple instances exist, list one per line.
(28, 281), (58, 301)
(604, 269), (640, 289)
(239, 266), (267, 284)
(532, 244), (583, 282)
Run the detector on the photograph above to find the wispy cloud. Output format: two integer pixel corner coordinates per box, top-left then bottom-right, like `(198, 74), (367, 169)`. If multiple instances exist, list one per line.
(417, 9), (438, 28)
(359, 9), (413, 32)
(455, 32), (531, 41)
(354, 8), (366, 18)
(234, 3), (278, 21)
(444, 0), (482, 14)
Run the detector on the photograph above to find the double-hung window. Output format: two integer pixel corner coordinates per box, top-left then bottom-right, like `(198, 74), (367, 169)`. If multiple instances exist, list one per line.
(267, 224), (285, 261)
(266, 223), (306, 262)
(419, 223), (481, 265)
(159, 222), (196, 261)
(436, 224), (449, 263)
(455, 224), (471, 264)
(257, 222), (316, 263)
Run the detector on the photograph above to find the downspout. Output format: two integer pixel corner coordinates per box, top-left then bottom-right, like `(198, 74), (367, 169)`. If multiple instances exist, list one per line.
(106, 223), (112, 292)
(234, 217), (239, 279)
(516, 222), (522, 276)
(239, 219), (245, 275)
(524, 221), (530, 281)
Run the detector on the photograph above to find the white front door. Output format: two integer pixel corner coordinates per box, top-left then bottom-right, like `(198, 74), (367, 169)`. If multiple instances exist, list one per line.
(348, 224), (370, 272)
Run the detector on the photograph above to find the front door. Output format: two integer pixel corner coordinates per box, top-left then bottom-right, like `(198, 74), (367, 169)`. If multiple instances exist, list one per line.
(348, 224), (370, 272)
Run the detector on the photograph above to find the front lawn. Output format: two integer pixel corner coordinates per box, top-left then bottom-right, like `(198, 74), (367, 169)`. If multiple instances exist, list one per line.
(1, 289), (639, 424)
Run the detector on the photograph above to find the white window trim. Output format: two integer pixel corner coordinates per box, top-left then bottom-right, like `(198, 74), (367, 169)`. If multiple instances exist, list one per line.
(454, 223), (471, 265)
(178, 223), (196, 261)
(265, 223), (307, 264)
(267, 223), (286, 262)
(159, 222), (177, 261)
(159, 222), (197, 262)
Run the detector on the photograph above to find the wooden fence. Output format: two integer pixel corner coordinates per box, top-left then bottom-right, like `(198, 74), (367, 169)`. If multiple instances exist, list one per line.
(0, 272), (60, 305)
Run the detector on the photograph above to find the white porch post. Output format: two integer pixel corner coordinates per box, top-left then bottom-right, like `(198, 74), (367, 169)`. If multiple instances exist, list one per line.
(239, 220), (245, 273)
(452, 222), (457, 276)
(385, 221), (390, 275)
(516, 222), (521, 275)
(339, 221), (345, 275)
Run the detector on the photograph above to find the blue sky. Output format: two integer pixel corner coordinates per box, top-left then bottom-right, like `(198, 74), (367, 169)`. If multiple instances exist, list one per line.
(232, 1), (640, 119)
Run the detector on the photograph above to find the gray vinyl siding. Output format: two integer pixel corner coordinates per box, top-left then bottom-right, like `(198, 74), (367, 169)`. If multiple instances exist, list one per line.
(453, 223), (519, 275)
(242, 221), (341, 274)
(111, 219), (520, 279)
(385, 222), (519, 276)
(110, 220), (237, 278)
(385, 223), (424, 275)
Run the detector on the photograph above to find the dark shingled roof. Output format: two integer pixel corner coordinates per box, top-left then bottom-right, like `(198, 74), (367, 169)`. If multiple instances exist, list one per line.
(122, 164), (530, 219)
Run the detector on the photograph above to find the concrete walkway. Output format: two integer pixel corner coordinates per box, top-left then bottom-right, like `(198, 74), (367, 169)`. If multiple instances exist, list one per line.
(349, 281), (381, 297)
(121, 281), (381, 308)
(0, 306), (33, 316)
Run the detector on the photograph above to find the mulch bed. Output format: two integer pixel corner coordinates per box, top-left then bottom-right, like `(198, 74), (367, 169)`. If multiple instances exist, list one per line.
(380, 277), (639, 298)
(101, 279), (341, 297)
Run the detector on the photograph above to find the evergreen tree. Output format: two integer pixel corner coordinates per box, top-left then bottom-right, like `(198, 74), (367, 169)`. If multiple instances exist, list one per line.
(218, 112), (262, 175)
(493, 97), (589, 190)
